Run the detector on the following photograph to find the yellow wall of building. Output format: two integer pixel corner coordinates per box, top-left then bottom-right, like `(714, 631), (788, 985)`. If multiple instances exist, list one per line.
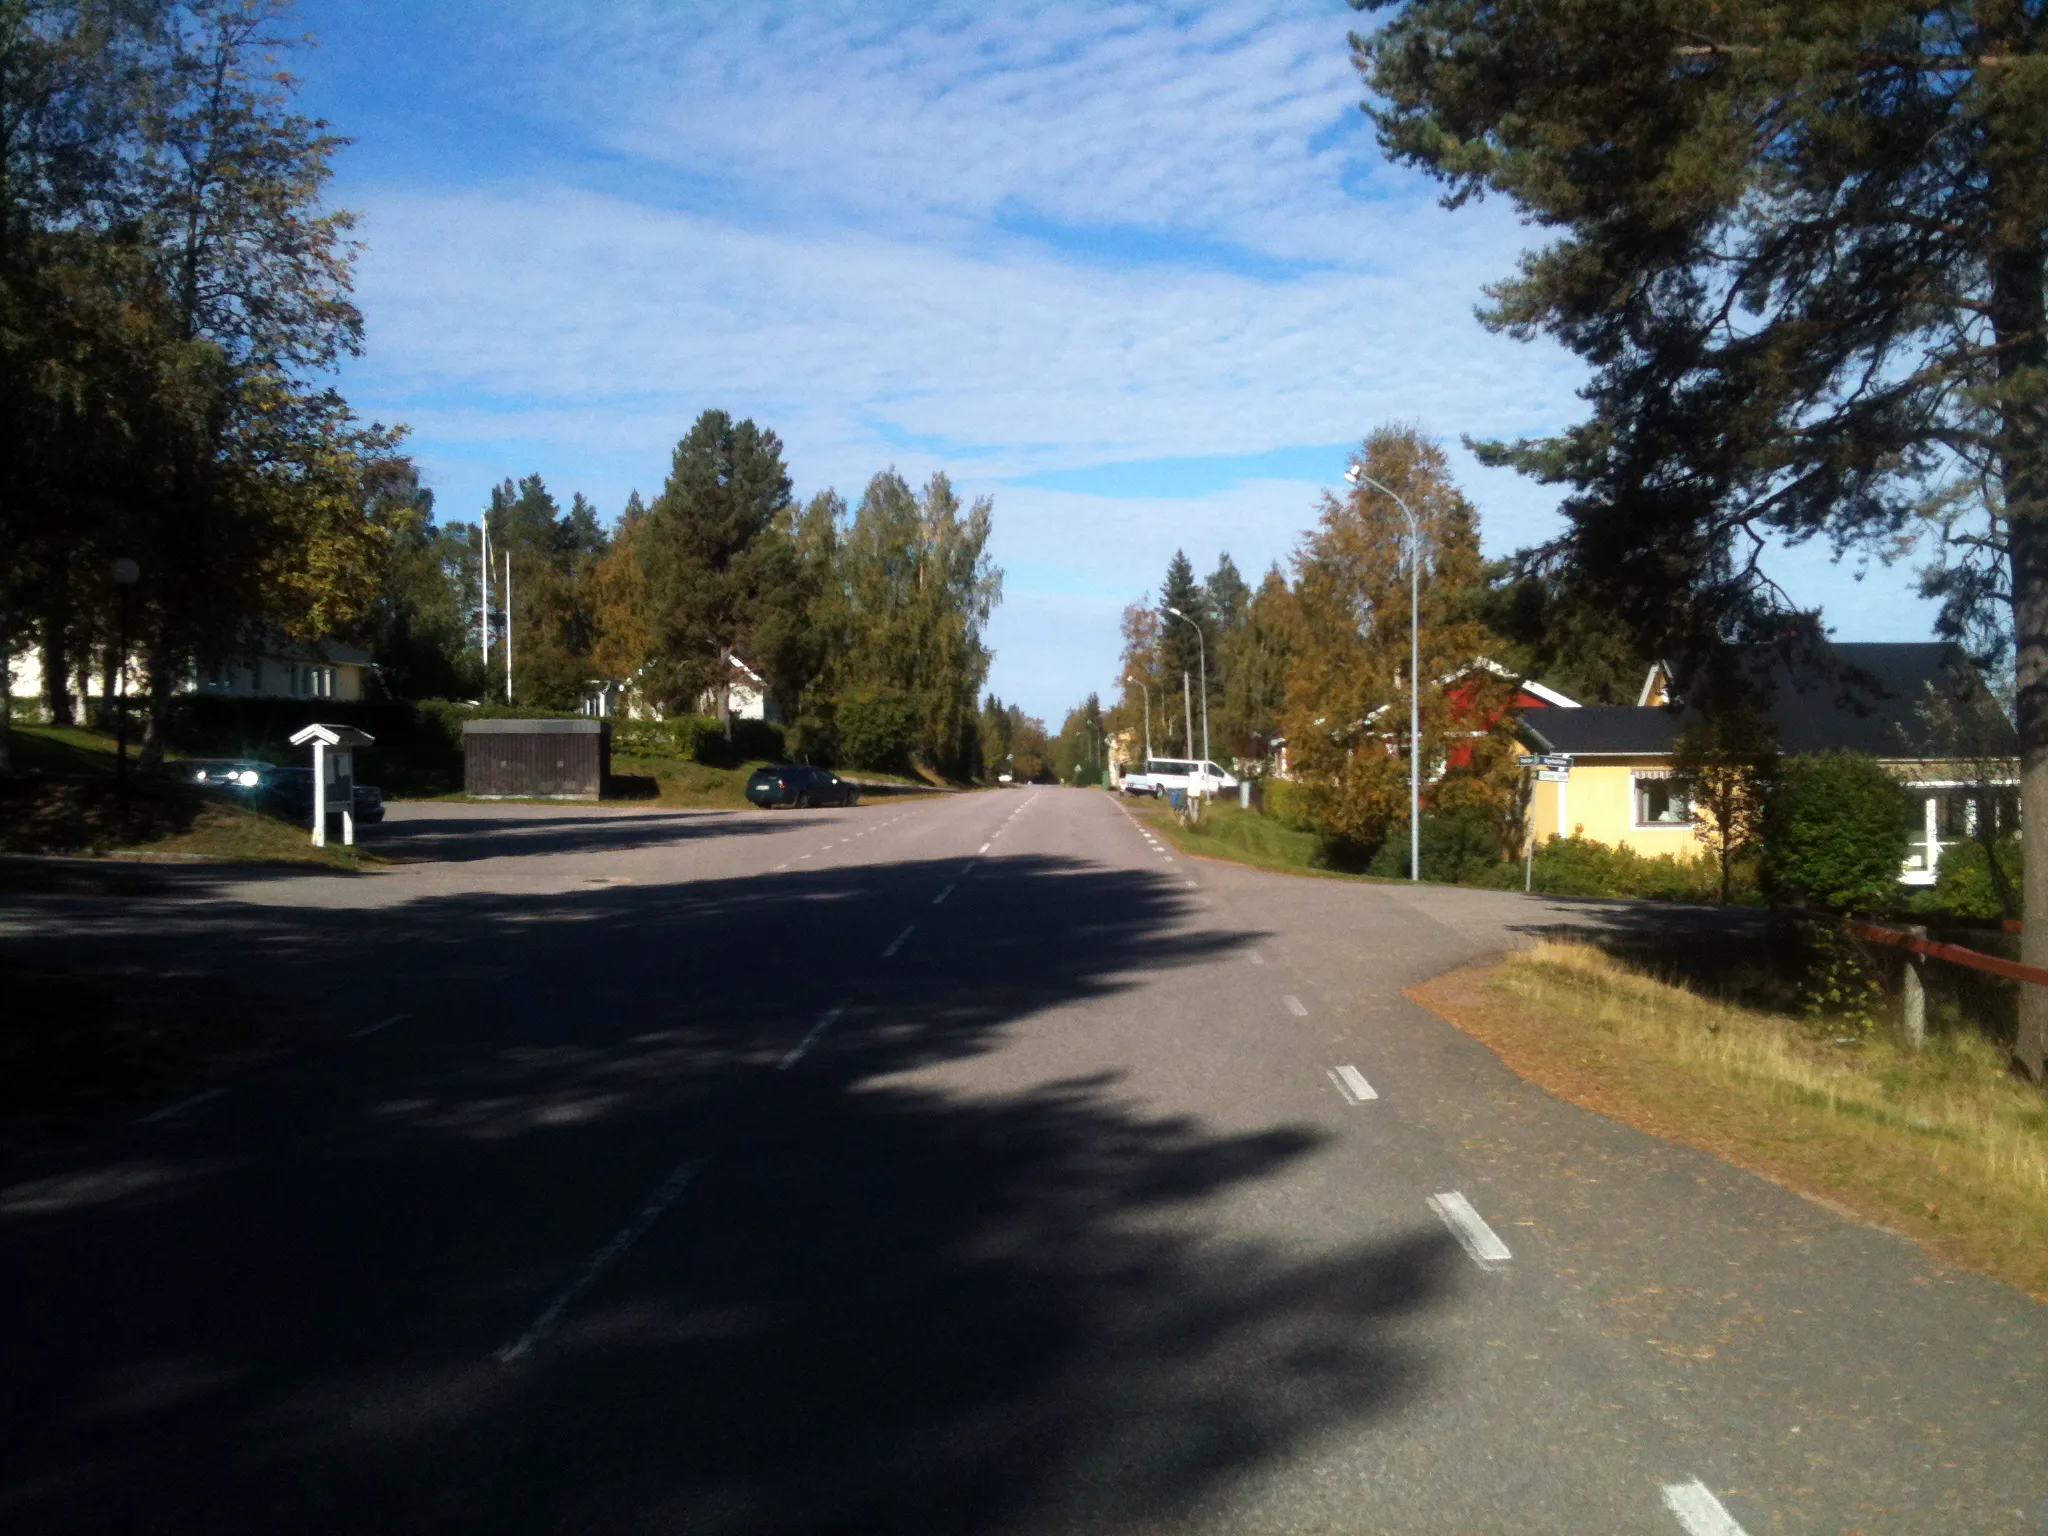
(1528, 758), (1705, 856)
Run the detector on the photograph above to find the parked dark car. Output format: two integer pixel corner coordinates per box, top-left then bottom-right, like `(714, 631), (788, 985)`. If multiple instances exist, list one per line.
(259, 766), (385, 825)
(745, 765), (859, 809)
(182, 758), (274, 791)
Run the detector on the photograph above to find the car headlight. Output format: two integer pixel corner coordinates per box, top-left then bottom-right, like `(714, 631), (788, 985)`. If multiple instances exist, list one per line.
(238, 770), (260, 787)
(194, 770), (209, 782)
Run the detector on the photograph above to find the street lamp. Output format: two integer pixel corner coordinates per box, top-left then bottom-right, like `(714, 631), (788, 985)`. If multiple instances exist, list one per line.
(110, 557), (139, 788)
(1345, 464), (1421, 883)
(1162, 605), (1209, 772)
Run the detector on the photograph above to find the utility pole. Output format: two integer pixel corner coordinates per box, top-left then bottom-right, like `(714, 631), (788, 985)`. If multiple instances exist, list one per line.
(1164, 605), (1210, 770)
(503, 550), (514, 704)
(1182, 671), (1194, 762)
(479, 518), (491, 682)
(1345, 464), (1423, 883)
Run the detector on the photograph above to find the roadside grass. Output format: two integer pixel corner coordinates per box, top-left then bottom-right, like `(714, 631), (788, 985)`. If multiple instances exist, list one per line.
(1, 775), (371, 870)
(0, 962), (263, 1152)
(1134, 797), (1373, 882)
(1413, 941), (2048, 1299)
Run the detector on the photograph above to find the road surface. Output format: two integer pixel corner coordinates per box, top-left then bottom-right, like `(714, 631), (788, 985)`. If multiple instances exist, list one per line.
(1, 787), (2042, 1533)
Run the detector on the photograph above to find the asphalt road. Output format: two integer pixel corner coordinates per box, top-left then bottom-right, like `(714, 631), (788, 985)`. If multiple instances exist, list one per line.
(1, 787), (2043, 1533)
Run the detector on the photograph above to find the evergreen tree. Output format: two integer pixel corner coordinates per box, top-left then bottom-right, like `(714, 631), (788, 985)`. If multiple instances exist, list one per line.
(641, 410), (793, 735)
(1217, 564), (1294, 762)
(1157, 550), (1210, 756)
(1358, 0), (2048, 1074)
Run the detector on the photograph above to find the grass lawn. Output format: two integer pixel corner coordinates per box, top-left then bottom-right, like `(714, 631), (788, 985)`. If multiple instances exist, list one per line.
(10, 722), (128, 776)
(1413, 941), (2048, 1300)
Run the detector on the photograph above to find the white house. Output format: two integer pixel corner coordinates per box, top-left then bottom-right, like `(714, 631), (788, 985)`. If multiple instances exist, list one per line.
(582, 653), (783, 724)
(10, 637), (373, 716)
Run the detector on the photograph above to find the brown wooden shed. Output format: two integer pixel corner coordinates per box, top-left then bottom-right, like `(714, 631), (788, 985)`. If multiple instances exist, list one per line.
(463, 718), (610, 800)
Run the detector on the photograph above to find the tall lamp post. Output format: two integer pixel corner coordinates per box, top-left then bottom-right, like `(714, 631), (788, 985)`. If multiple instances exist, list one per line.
(110, 557), (139, 789)
(1163, 605), (1209, 771)
(1345, 464), (1422, 883)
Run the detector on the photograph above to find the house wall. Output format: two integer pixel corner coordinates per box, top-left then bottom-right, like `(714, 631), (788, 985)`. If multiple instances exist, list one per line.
(13, 648), (364, 707)
(1529, 757), (1704, 855)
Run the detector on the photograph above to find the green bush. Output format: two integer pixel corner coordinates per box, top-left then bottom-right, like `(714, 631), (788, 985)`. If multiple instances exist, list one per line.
(1366, 804), (1504, 884)
(1918, 837), (2022, 920)
(1520, 834), (1723, 901)
(1762, 752), (1910, 911)
(838, 687), (917, 773)
(1261, 778), (1314, 832)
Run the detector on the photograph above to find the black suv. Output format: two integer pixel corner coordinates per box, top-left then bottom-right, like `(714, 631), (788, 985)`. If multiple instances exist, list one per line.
(746, 765), (859, 809)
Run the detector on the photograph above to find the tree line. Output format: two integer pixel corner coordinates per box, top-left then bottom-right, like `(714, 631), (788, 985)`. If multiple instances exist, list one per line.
(0, 6), (1003, 783)
(0, 0), (396, 771)
(370, 409), (1004, 779)
(1102, 424), (1625, 853)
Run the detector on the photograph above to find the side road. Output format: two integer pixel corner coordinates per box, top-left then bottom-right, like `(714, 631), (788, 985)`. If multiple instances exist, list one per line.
(0, 788), (2039, 1533)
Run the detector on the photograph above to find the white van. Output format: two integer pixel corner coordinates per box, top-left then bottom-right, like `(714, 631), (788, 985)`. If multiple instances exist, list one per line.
(1144, 757), (1238, 797)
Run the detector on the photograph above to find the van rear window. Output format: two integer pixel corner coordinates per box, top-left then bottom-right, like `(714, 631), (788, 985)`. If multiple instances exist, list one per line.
(1147, 760), (1196, 775)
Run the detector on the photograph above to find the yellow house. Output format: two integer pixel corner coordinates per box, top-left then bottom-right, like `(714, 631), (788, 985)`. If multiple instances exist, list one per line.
(1519, 644), (2018, 883)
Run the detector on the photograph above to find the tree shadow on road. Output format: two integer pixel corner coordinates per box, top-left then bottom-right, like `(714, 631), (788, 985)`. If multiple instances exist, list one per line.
(0, 853), (1464, 1534)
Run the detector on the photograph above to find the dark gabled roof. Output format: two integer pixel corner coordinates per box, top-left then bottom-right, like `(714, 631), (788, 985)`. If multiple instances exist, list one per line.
(1518, 642), (2015, 761)
(1521, 706), (1679, 756)
(1753, 642), (2014, 758)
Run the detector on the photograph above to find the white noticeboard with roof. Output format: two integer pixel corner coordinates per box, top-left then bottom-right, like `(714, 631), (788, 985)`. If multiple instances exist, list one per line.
(288, 723), (375, 847)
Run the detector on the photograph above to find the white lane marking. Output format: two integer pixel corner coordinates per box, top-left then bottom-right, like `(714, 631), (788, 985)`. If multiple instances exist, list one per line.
(882, 924), (916, 958)
(778, 1004), (845, 1069)
(354, 1013), (408, 1038)
(1282, 995), (1308, 1017)
(1427, 1191), (1513, 1269)
(960, 861), (977, 875)
(1328, 1065), (1378, 1103)
(496, 1158), (706, 1363)
(773, 862), (790, 871)
(1186, 880), (1198, 888)
(1248, 951), (1265, 966)
(1660, 1480), (1749, 1536)
(978, 842), (992, 853)
(139, 1088), (225, 1125)
(932, 884), (954, 905)
(798, 853), (813, 861)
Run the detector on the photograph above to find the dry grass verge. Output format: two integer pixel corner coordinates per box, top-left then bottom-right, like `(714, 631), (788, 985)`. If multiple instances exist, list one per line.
(1413, 941), (2048, 1299)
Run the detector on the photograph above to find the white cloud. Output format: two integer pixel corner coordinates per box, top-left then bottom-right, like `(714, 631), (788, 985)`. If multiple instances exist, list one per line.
(312, 0), (1941, 718)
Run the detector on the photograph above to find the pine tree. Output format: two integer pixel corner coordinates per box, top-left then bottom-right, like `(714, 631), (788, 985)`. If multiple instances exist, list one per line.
(1157, 550), (1210, 757)
(1358, 1), (2048, 1074)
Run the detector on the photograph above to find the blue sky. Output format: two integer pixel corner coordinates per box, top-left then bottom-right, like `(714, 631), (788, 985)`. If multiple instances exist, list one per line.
(292, 0), (1941, 720)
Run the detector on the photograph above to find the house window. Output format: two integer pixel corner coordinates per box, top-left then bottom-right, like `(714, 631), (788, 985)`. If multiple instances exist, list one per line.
(1634, 773), (1693, 826)
(288, 664), (334, 699)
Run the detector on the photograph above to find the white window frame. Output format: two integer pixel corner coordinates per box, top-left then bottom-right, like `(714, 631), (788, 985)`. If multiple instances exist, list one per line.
(1632, 769), (1694, 829)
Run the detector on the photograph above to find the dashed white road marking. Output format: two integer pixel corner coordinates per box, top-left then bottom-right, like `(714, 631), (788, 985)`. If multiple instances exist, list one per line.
(354, 1013), (408, 1038)
(1248, 951), (1265, 966)
(882, 924), (917, 958)
(960, 861), (977, 875)
(773, 862), (790, 871)
(1427, 1191), (1512, 1269)
(1281, 995), (1308, 1017)
(1327, 1065), (1378, 1103)
(496, 1158), (706, 1363)
(978, 842), (992, 853)
(778, 1004), (845, 1069)
(1660, 1480), (1750, 1536)
(932, 884), (954, 905)
(139, 1088), (224, 1125)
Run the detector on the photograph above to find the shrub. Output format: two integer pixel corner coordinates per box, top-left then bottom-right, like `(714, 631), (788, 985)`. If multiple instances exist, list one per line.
(1762, 752), (1911, 911)
(837, 687), (917, 773)
(1920, 837), (2022, 920)
(1261, 778), (1314, 832)
(1367, 804), (1503, 883)
(1520, 834), (1724, 902)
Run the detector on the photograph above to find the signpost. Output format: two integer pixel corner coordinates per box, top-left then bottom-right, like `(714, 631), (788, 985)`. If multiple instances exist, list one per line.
(1519, 754), (1571, 891)
(289, 723), (375, 848)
